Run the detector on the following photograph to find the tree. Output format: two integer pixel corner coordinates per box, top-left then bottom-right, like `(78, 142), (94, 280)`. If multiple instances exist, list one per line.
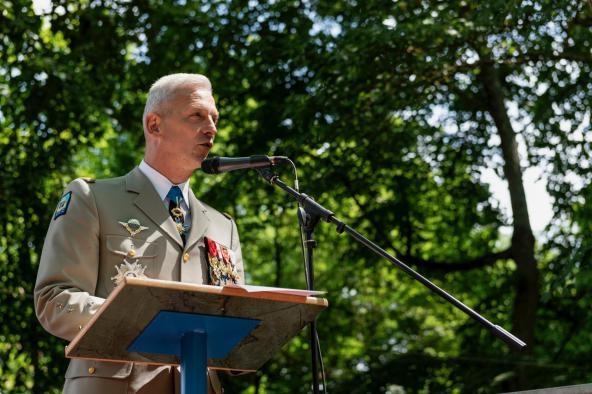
(0, 0), (140, 391)
(1, 0), (591, 392)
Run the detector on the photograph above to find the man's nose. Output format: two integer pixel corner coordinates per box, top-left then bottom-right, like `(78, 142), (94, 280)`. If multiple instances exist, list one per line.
(203, 116), (217, 136)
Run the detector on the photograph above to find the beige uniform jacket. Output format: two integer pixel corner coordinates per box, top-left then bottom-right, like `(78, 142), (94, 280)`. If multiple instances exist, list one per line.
(34, 167), (244, 394)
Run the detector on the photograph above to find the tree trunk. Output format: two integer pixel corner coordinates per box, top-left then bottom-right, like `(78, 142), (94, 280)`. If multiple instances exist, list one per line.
(479, 61), (539, 353)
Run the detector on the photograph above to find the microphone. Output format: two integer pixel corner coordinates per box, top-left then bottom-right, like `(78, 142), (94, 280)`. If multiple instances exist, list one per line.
(201, 155), (289, 174)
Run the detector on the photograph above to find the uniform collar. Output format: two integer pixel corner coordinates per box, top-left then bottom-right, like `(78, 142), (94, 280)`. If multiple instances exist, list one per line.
(138, 160), (190, 203)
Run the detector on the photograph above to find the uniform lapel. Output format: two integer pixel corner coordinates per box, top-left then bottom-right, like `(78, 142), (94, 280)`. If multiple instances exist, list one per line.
(125, 168), (184, 246)
(185, 189), (209, 249)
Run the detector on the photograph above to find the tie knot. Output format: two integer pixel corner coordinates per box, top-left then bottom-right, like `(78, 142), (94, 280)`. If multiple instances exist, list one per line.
(167, 186), (183, 204)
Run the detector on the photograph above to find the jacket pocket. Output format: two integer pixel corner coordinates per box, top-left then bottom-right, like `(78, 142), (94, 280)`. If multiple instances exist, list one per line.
(105, 235), (163, 286)
(65, 359), (132, 379)
(106, 235), (158, 260)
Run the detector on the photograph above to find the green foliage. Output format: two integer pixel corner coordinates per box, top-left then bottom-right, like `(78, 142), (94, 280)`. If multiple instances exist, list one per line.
(1, 0), (591, 392)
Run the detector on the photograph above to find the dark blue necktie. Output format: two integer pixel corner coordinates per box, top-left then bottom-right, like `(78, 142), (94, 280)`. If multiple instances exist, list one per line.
(167, 186), (187, 243)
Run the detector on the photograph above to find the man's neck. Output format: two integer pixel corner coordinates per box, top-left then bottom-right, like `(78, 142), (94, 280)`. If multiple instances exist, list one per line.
(143, 157), (190, 184)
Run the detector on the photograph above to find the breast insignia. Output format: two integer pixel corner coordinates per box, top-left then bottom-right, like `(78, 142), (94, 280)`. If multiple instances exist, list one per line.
(111, 259), (148, 286)
(119, 218), (149, 237)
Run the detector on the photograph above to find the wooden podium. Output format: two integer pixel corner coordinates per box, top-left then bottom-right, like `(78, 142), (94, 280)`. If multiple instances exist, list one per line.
(65, 277), (328, 394)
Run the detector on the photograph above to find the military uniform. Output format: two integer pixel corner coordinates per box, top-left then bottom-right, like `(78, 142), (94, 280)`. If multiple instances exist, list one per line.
(34, 166), (243, 393)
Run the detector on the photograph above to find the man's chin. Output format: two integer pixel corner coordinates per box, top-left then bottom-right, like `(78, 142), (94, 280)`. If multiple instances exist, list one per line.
(195, 154), (210, 169)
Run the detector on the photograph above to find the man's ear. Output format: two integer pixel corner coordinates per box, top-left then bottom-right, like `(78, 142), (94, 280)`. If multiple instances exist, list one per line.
(145, 112), (161, 135)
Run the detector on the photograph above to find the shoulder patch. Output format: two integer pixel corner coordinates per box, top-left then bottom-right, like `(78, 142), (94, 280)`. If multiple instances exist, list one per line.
(81, 177), (95, 183)
(53, 191), (72, 220)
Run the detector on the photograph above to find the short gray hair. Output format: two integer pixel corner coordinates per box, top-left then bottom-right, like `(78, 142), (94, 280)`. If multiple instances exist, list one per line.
(142, 73), (212, 129)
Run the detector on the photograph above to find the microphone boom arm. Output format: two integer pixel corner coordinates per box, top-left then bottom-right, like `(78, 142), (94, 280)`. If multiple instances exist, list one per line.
(256, 167), (526, 350)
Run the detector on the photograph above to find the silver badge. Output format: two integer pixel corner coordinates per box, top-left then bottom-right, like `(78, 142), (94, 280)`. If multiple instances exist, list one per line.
(111, 259), (148, 285)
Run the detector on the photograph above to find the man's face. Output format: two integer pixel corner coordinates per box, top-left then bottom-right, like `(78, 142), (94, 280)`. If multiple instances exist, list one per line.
(155, 84), (219, 171)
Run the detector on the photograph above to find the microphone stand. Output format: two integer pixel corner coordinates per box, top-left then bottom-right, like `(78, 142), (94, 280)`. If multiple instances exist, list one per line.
(256, 169), (527, 369)
(297, 205), (322, 394)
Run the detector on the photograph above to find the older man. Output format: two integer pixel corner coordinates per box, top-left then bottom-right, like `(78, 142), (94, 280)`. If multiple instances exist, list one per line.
(34, 73), (244, 393)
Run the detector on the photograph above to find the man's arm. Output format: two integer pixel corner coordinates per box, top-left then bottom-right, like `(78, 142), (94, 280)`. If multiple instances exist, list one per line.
(34, 179), (105, 341)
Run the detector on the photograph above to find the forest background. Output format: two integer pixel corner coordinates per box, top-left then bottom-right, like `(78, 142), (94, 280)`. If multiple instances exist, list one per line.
(1, 0), (591, 393)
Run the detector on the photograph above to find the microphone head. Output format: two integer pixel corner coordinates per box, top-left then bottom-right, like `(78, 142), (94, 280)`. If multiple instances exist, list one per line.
(201, 155), (289, 174)
(201, 157), (220, 174)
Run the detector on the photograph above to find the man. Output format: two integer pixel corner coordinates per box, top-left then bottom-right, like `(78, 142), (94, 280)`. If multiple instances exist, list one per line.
(34, 73), (244, 393)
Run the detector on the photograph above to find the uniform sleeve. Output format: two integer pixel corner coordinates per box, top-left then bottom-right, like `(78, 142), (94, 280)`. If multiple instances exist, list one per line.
(34, 178), (105, 341)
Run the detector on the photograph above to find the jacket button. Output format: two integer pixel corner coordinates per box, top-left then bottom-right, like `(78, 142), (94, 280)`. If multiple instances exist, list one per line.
(88, 367), (96, 374)
(183, 253), (190, 263)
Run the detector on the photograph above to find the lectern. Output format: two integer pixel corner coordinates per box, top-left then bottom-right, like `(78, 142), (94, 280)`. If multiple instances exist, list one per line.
(65, 277), (328, 394)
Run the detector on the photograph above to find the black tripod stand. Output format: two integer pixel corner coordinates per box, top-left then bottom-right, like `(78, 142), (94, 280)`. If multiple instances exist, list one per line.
(257, 167), (526, 393)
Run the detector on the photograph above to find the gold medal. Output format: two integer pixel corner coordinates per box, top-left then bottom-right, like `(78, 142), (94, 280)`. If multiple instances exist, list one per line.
(171, 206), (184, 219)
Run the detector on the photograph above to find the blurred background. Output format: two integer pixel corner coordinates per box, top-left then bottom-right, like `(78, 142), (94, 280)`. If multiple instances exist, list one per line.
(1, 0), (591, 392)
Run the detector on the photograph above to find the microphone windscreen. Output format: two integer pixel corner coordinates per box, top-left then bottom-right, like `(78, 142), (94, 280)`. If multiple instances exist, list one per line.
(201, 157), (220, 174)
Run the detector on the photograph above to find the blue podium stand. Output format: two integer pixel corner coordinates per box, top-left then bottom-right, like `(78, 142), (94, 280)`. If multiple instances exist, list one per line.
(64, 278), (328, 392)
(128, 311), (260, 394)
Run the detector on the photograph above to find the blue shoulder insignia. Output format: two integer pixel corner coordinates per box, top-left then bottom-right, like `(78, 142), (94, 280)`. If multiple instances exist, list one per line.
(53, 191), (72, 220)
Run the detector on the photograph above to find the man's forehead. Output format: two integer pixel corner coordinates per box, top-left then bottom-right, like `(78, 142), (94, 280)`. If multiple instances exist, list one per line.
(188, 88), (214, 101)
(170, 85), (215, 107)
(187, 90), (216, 111)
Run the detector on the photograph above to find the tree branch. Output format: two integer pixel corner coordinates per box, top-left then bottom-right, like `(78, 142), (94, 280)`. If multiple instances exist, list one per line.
(400, 248), (513, 272)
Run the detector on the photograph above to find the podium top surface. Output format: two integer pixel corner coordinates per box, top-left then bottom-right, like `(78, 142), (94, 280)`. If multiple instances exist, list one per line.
(65, 278), (328, 371)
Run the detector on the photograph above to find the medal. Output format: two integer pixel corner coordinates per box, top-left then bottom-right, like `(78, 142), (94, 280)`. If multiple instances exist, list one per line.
(205, 237), (240, 286)
(169, 197), (190, 237)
